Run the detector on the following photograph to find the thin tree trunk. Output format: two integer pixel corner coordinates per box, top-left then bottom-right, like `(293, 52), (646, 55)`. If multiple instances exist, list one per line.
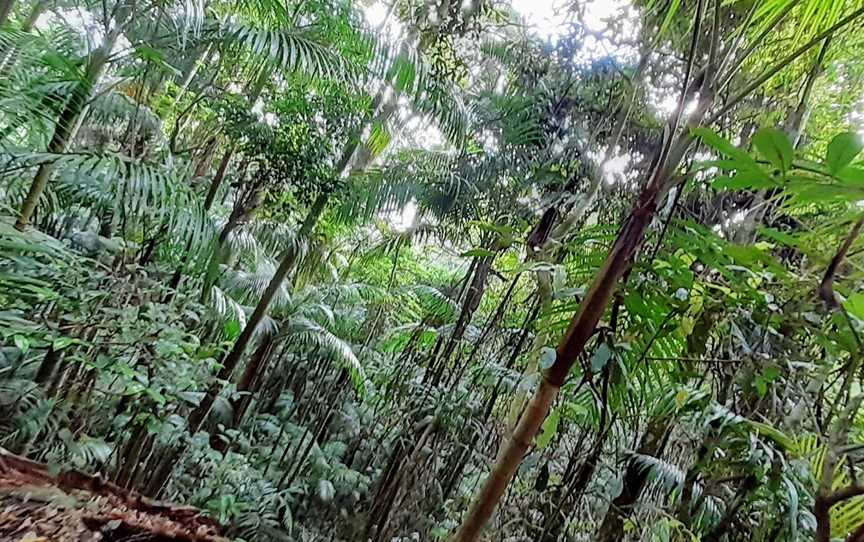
(432, 254), (493, 384)
(142, 194), (331, 497)
(505, 46), (649, 429)
(820, 213), (864, 308)
(596, 417), (671, 542)
(203, 148), (233, 210)
(0, 0), (13, 27)
(14, 28), (118, 230)
(34, 345), (61, 384)
(449, 50), (715, 542)
(176, 43), (212, 101)
(701, 474), (757, 542)
(785, 36), (831, 147)
(230, 334), (275, 427)
(187, 194), (327, 431)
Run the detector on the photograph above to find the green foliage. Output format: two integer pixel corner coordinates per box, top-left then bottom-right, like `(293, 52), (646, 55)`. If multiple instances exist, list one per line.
(5, 1), (864, 541)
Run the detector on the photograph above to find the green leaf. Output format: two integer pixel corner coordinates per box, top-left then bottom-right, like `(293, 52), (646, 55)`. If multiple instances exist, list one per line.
(656, 0), (681, 40)
(459, 248), (497, 258)
(749, 420), (795, 451)
(837, 166), (864, 187)
(224, 319), (241, 340)
(591, 343), (612, 372)
(788, 183), (864, 204)
(754, 377), (767, 397)
(758, 227), (798, 247)
(144, 387), (167, 406)
(826, 132), (864, 175)
(762, 366), (780, 381)
(536, 409), (560, 449)
(712, 174), (778, 191)
(692, 128), (762, 170)
(844, 292), (864, 321)
(13, 335), (30, 354)
(752, 128), (793, 172)
(134, 45), (182, 77)
(52, 337), (76, 350)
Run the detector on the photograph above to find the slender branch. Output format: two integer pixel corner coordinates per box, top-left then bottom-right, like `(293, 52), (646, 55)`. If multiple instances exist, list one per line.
(715, 0), (801, 92)
(714, 0), (759, 79)
(710, 6), (864, 124)
(820, 214), (864, 308)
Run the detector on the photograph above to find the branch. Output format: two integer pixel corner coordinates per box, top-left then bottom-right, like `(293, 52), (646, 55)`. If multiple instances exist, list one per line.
(710, 6), (864, 124)
(820, 214), (864, 308)
(829, 483), (864, 507)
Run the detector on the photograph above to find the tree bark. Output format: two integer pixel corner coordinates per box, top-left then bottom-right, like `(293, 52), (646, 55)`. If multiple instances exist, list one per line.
(203, 148), (233, 210)
(14, 27), (117, 230)
(34, 345), (61, 384)
(230, 334), (275, 427)
(0, 0), (14, 27)
(450, 51), (715, 542)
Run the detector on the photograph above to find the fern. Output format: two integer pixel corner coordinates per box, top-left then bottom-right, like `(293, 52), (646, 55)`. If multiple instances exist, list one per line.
(282, 316), (365, 396)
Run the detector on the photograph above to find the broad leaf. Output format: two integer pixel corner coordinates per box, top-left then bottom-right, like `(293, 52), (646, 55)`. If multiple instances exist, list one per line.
(826, 132), (864, 174)
(844, 292), (864, 321)
(591, 343), (612, 372)
(537, 409), (560, 449)
(837, 166), (864, 187)
(713, 174), (778, 191)
(752, 128), (793, 172)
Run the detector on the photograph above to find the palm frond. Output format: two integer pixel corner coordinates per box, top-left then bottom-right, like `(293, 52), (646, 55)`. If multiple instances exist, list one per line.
(2, 150), (212, 249)
(281, 316), (365, 396)
(211, 285), (248, 329)
(220, 22), (352, 82)
(87, 90), (163, 137)
(220, 259), (292, 312)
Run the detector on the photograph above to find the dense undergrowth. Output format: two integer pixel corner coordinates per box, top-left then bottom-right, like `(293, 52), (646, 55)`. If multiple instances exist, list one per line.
(5, 0), (864, 541)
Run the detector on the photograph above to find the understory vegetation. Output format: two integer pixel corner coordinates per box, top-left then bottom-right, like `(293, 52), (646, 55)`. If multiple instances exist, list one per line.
(5, 0), (864, 540)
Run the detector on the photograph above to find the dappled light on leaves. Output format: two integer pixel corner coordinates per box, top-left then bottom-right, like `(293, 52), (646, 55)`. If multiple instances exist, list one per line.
(5, 0), (864, 541)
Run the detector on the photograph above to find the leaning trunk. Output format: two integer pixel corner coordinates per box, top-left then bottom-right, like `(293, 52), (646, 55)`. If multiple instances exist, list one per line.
(203, 148), (234, 210)
(450, 70), (714, 542)
(15, 29), (116, 230)
(187, 194), (326, 433)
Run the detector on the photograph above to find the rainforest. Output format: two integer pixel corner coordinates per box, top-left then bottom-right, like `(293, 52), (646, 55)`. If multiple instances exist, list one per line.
(3, 0), (864, 540)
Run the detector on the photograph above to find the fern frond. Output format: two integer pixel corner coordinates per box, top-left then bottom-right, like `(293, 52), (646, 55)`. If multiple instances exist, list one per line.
(281, 316), (365, 396)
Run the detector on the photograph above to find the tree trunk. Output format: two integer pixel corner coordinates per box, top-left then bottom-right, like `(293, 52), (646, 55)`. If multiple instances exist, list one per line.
(0, 0), (13, 27)
(14, 28), (117, 230)
(203, 148), (233, 210)
(595, 416), (670, 542)
(176, 43), (212, 101)
(702, 474), (757, 542)
(450, 63), (715, 542)
(230, 334), (275, 427)
(431, 254), (493, 384)
(142, 194), (331, 497)
(34, 345), (61, 384)
(187, 193), (327, 431)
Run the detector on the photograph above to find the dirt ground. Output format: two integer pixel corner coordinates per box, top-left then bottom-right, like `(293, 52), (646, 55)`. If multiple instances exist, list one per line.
(0, 449), (225, 542)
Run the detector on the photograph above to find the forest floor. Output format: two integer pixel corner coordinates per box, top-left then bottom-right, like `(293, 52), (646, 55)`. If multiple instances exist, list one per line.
(0, 450), (225, 542)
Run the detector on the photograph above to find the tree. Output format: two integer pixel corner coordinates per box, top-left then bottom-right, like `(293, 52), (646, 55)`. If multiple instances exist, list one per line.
(6, 0), (864, 540)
